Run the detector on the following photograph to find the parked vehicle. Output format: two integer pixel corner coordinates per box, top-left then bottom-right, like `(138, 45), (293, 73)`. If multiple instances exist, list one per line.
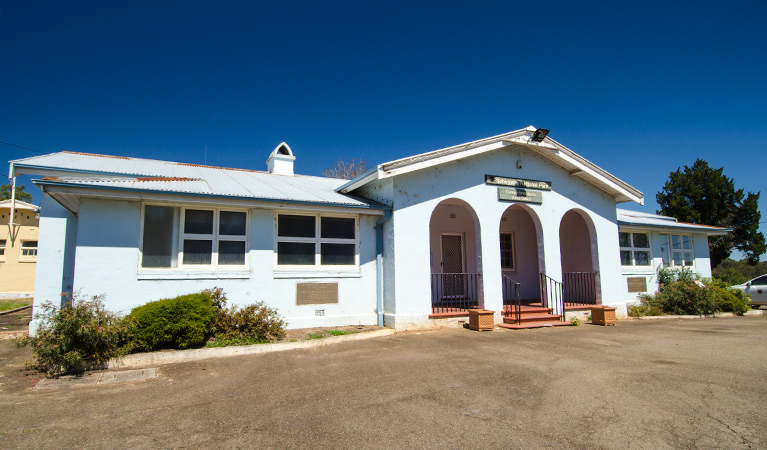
(732, 275), (767, 308)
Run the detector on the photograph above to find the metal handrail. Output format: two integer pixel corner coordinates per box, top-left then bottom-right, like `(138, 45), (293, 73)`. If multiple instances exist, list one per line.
(539, 273), (565, 321)
(502, 275), (522, 325)
(562, 271), (599, 306)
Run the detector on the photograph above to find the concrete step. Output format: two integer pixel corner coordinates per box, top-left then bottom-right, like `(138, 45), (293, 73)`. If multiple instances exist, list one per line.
(497, 321), (571, 330)
(503, 313), (563, 324)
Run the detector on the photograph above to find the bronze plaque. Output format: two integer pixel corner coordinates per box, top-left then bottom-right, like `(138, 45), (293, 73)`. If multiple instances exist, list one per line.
(627, 277), (648, 293)
(296, 283), (339, 305)
(497, 187), (543, 204)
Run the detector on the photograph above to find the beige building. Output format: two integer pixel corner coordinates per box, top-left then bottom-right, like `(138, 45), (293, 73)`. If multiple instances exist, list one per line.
(0, 200), (39, 298)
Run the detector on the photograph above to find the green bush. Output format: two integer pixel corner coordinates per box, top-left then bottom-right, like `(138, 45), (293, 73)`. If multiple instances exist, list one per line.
(128, 292), (217, 351)
(712, 286), (750, 315)
(208, 288), (286, 345)
(16, 294), (133, 376)
(628, 294), (665, 317)
(657, 280), (717, 315)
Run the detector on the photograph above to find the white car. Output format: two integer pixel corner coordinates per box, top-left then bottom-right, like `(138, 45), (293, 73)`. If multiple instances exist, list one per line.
(732, 275), (767, 308)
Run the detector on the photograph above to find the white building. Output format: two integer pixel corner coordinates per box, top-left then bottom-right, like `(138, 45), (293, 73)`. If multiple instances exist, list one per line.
(9, 127), (728, 332)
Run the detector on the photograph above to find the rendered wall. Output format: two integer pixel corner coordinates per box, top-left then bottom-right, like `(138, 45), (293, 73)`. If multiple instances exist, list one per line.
(377, 143), (625, 329)
(70, 198), (379, 329)
(0, 206), (39, 295)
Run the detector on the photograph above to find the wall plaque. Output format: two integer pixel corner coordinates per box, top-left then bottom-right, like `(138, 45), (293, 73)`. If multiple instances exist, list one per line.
(497, 187), (543, 204)
(627, 277), (648, 293)
(296, 282), (339, 305)
(485, 175), (552, 191)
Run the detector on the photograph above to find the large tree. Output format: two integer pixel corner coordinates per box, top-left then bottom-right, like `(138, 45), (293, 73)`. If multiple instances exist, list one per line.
(656, 159), (765, 267)
(322, 158), (368, 180)
(0, 183), (34, 203)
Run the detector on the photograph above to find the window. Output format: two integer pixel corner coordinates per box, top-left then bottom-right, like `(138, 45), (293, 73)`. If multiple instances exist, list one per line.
(619, 232), (651, 267)
(0, 239), (5, 257)
(140, 205), (248, 268)
(660, 234), (694, 267)
(500, 233), (515, 270)
(276, 214), (357, 267)
(20, 240), (38, 258)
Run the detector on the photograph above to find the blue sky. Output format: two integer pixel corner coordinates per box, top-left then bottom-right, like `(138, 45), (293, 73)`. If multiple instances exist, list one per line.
(1, 1), (765, 257)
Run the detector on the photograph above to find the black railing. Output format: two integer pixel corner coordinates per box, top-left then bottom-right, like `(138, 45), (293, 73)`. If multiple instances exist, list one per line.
(431, 273), (481, 313)
(539, 273), (565, 321)
(562, 272), (599, 306)
(502, 275), (522, 325)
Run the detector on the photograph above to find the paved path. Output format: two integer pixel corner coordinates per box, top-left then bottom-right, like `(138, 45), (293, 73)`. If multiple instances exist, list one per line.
(2, 317), (766, 449)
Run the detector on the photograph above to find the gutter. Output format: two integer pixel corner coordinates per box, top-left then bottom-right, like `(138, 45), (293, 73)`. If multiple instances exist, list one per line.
(375, 210), (392, 327)
(618, 221), (731, 236)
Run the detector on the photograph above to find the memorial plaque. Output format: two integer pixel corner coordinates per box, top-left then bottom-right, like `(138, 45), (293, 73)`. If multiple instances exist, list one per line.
(627, 277), (648, 293)
(497, 187), (543, 204)
(485, 175), (552, 191)
(296, 282), (339, 305)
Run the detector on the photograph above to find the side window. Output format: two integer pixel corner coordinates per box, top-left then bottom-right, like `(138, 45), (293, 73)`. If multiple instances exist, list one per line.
(276, 214), (358, 267)
(752, 276), (767, 286)
(0, 239), (6, 257)
(500, 233), (514, 269)
(619, 232), (651, 266)
(20, 240), (38, 258)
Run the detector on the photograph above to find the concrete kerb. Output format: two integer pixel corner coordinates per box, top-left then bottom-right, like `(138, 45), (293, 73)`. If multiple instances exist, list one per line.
(629, 309), (764, 320)
(0, 305), (33, 316)
(108, 328), (396, 369)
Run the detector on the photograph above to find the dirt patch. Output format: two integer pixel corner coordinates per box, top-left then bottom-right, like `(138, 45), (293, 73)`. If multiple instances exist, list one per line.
(0, 302), (33, 333)
(281, 325), (384, 343)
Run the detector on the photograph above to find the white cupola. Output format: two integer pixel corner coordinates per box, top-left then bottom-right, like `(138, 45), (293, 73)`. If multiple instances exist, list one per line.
(266, 142), (295, 175)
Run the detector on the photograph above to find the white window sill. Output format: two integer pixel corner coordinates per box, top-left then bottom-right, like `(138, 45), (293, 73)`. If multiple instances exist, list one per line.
(137, 269), (251, 280)
(18, 259), (37, 263)
(273, 268), (361, 279)
(621, 267), (655, 274)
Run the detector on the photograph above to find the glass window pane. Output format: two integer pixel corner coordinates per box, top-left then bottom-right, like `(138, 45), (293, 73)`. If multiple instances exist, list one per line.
(321, 243), (356, 265)
(184, 210), (214, 235)
(21, 241), (38, 248)
(500, 233), (511, 251)
(752, 276), (767, 286)
(682, 235), (692, 250)
(321, 217), (355, 239)
(633, 233), (649, 248)
(218, 240), (246, 265)
(659, 235), (670, 267)
(672, 252), (683, 266)
(219, 211), (246, 236)
(683, 252), (693, 266)
(621, 250), (633, 265)
(671, 235), (681, 250)
(278, 215), (315, 238)
(183, 240), (212, 265)
(277, 242), (315, 265)
(634, 251), (650, 266)
(142, 205), (178, 268)
(619, 232), (631, 248)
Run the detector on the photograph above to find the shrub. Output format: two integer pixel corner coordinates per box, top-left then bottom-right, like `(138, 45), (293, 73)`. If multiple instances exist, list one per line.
(628, 295), (664, 317)
(712, 286), (750, 315)
(209, 294), (286, 345)
(16, 294), (132, 376)
(128, 292), (217, 351)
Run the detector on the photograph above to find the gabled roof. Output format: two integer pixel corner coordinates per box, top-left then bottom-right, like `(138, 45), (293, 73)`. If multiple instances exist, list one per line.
(337, 126), (644, 205)
(617, 208), (730, 235)
(0, 199), (39, 212)
(9, 152), (387, 211)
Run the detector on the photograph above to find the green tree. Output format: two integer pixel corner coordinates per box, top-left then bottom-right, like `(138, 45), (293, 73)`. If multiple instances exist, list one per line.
(657, 159), (765, 267)
(0, 183), (34, 202)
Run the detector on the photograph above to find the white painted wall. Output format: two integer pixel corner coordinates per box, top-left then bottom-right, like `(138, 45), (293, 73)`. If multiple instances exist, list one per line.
(69, 198), (380, 329)
(373, 143), (626, 329)
(30, 194), (78, 334)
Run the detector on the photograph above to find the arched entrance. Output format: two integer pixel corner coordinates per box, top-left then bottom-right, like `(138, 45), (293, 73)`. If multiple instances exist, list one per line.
(499, 204), (544, 305)
(559, 209), (601, 306)
(429, 199), (482, 314)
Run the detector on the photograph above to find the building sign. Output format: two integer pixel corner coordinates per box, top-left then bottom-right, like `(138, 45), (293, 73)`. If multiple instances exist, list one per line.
(626, 277), (648, 293)
(296, 283), (339, 305)
(485, 175), (552, 191)
(497, 188), (543, 204)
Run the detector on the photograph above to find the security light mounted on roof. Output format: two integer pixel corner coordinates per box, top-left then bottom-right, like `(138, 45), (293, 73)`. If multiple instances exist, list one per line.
(266, 142), (295, 175)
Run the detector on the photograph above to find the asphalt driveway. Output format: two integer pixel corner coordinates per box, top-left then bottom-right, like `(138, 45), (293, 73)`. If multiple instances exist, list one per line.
(2, 316), (766, 449)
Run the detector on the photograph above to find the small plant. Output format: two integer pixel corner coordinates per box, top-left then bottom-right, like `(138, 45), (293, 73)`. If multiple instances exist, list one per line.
(209, 289), (286, 344)
(306, 332), (326, 340)
(570, 316), (581, 326)
(327, 329), (359, 336)
(15, 294), (133, 376)
(628, 295), (664, 317)
(128, 292), (217, 351)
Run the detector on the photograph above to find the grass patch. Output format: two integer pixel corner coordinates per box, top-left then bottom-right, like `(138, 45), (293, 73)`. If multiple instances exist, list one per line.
(0, 299), (31, 312)
(205, 336), (268, 348)
(327, 329), (360, 336)
(306, 332), (327, 340)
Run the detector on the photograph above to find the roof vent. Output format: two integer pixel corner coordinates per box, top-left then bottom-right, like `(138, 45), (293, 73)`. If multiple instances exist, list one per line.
(266, 142), (296, 175)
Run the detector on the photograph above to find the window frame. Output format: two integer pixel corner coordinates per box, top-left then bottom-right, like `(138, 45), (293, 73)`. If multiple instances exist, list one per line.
(619, 231), (652, 268)
(274, 212), (359, 270)
(500, 232), (516, 271)
(19, 240), (38, 261)
(0, 239), (6, 260)
(660, 233), (695, 268)
(139, 204), (250, 270)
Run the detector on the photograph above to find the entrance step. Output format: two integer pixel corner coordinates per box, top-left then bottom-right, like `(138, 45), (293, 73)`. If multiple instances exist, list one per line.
(498, 320), (571, 330)
(503, 313), (563, 324)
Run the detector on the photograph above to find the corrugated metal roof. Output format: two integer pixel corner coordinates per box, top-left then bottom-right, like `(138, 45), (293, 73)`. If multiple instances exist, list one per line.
(11, 152), (386, 209)
(617, 208), (730, 235)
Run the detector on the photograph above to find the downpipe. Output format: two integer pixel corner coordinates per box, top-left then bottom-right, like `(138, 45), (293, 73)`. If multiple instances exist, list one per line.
(375, 210), (392, 327)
